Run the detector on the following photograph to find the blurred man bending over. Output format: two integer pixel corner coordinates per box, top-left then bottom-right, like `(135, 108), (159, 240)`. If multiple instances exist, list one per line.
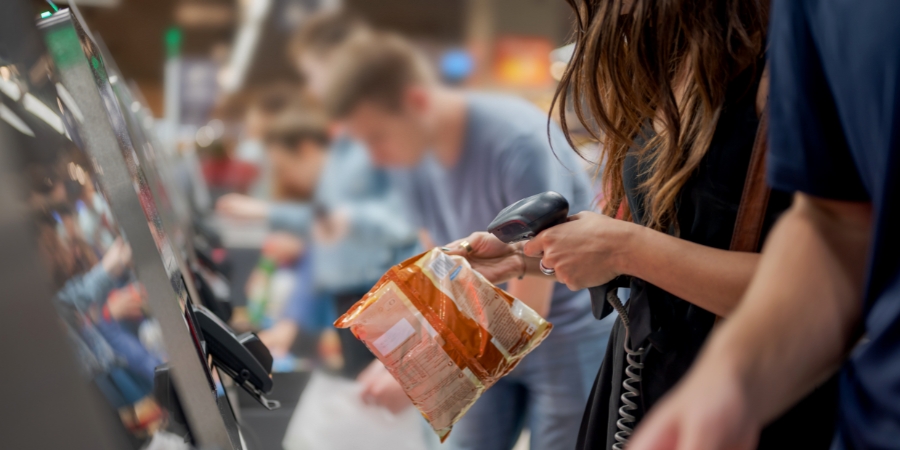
(325, 32), (615, 450)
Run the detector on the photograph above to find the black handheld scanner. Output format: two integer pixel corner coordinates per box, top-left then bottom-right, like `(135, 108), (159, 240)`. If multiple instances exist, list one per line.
(487, 191), (569, 244)
(487, 191), (620, 320)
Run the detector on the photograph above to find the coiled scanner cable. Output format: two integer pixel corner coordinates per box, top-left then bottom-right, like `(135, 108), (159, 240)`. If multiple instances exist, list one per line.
(606, 289), (645, 450)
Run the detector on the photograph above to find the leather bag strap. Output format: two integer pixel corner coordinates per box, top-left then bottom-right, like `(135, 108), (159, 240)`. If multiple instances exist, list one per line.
(713, 68), (771, 324)
(730, 68), (771, 253)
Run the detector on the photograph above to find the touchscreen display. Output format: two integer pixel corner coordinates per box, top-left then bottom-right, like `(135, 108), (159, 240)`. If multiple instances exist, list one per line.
(0, 4), (224, 447)
(0, 46), (178, 446)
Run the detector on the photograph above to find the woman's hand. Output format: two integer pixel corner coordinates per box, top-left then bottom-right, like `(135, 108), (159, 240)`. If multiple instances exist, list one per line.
(444, 232), (525, 284)
(523, 211), (639, 290)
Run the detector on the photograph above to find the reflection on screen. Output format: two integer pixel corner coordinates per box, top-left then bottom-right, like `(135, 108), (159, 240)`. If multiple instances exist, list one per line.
(38, 158), (168, 437)
(8, 99), (173, 442)
(0, 11), (185, 448)
(37, 9), (205, 330)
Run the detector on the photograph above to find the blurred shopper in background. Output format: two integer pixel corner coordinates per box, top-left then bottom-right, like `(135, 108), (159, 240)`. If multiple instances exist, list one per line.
(30, 161), (166, 432)
(248, 108), (331, 354)
(631, 2), (900, 449)
(324, 32), (613, 450)
(217, 85), (304, 217)
(222, 103), (419, 378)
(449, 0), (838, 448)
(199, 136), (259, 197)
(288, 10), (371, 101)
(216, 12), (419, 379)
(234, 83), (304, 199)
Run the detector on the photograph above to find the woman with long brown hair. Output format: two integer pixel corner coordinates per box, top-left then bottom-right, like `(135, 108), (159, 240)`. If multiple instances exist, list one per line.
(448, 0), (838, 448)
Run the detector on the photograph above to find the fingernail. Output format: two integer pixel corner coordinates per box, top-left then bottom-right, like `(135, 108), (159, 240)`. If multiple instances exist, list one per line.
(440, 247), (451, 252)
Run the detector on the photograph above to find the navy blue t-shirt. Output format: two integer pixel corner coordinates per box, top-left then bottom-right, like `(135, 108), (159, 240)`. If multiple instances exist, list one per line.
(768, 1), (900, 448)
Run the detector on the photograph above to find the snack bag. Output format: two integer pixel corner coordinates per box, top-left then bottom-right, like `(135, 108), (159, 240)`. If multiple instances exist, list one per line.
(334, 248), (552, 441)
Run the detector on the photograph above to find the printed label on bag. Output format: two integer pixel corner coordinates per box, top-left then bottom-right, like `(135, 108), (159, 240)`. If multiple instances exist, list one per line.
(428, 252), (456, 279)
(373, 318), (416, 356)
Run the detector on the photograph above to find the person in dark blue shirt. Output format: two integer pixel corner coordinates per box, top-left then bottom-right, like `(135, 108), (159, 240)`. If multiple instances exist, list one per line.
(630, 2), (900, 449)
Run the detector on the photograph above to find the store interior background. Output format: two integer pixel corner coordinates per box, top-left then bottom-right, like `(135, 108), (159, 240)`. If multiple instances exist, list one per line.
(28, 1), (587, 449)
(70, 0), (577, 115)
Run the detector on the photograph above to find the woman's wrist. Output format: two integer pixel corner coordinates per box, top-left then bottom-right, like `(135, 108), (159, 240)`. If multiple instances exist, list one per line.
(510, 241), (527, 280)
(615, 220), (649, 278)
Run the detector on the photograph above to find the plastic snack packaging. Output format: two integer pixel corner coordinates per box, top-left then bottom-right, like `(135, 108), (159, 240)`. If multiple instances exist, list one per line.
(334, 248), (552, 441)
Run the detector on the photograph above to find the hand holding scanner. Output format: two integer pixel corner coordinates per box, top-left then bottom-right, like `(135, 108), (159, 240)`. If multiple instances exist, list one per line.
(488, 191), (625, 319)
(487, 191), (569, 243)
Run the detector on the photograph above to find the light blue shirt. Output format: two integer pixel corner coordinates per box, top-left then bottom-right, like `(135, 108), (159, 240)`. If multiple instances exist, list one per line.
(268, 138), (419, 294)
(393, 93), (603, 331)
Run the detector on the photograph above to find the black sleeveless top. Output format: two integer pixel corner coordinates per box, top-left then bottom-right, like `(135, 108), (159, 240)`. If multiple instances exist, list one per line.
(576, 67), (837, 449)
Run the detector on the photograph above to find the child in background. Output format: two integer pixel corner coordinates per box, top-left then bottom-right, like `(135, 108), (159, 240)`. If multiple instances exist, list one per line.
(243, 109), (331, 350)
(240, 104), (419, 382)
(235, 83), (306, 199)
(218, 11), (419, 379)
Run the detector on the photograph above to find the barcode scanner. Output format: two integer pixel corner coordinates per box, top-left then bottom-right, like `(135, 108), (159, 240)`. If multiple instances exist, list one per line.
(487, 191), (569, 244)
(488, 191), (642, 449)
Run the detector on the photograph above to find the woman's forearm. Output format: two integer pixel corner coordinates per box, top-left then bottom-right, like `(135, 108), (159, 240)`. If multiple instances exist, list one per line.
(520, 223), (757, 316)
(622, 227), (760, 317)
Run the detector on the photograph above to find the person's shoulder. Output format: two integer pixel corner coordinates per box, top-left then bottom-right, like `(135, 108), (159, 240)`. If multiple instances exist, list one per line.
(324, 137), (395, 191)
(469, 93), (549, 136)
(468, 91), (540, 110)
(467, 92), (547, 128)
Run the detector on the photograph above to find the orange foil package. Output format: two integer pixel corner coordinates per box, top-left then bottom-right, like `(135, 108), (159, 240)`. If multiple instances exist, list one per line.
(334, 248), (552, 441)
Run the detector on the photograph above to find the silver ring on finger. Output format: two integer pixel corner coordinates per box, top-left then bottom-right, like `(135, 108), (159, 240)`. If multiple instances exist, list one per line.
(539, 259), (556, 276)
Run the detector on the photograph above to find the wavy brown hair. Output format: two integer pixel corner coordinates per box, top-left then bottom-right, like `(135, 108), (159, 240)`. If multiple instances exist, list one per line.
(553, 0), (768, 230)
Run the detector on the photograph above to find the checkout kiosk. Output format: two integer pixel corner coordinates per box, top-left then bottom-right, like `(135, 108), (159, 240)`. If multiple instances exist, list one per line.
(0, 2), (276, 448)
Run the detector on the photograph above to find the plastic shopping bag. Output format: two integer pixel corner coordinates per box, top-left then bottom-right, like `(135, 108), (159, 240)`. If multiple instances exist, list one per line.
(334, 248), (552, 441)
(282, 370), (428, 450)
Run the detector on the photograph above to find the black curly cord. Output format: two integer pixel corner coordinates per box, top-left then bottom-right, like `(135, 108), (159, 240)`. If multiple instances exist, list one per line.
(606, 289), (645, 450)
